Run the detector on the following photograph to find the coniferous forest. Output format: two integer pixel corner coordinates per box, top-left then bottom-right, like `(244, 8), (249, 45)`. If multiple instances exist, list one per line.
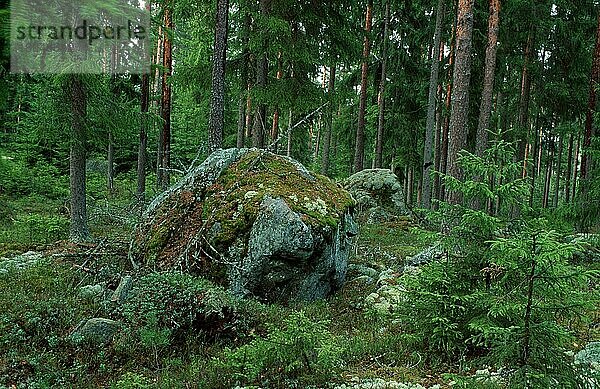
(0, 0), (600, 388)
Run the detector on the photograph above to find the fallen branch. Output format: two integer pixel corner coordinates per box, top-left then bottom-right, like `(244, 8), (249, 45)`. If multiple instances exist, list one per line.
(267, 102), (329, 152)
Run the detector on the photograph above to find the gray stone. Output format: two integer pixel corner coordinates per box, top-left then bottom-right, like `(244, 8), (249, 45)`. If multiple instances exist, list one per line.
(130, 148), (356, 302)
(111, 276), (133, 303)
(73, 318), (120, 344)
(405, 244), (442, 267)
(343, 169), (409, 223)
(79, 284), (104, 299)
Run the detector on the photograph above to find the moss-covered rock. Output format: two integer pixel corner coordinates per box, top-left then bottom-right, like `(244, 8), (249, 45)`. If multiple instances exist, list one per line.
(343, 169), (409, 223)
(130, 148), (356, 302)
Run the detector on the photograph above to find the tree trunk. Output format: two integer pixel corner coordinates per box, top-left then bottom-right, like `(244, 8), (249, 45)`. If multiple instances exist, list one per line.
(572, 132), (581, 200)
(582, 10), (600, 180)
(422, 0), (444, 208)
(553, 133), (563, 207)
(137, 73), (150, 204)
(236, 11), (251, 149)
(375, 0), (390, 169)
(67, 75), (91, 243)
(565, 133), (573, 203)
(271, 52), (283, 153)
(252, 0), (270, 148)
(528, 114), (541, 207)
(475, 0), (500, 157)
(208, 0), (229, 154)
(286, 109), (293, 157)
(107, 131), (115, 194)
(542, 138), (554, 209)
(158, 4), (173, 191)
(321, 65), (336, 175)
(517, 26), (534, 172)
(447, 0), (475, 204)
(407, 166), (414, 207)
(439, 19), (456, 203)
(353, 0), (373, 173)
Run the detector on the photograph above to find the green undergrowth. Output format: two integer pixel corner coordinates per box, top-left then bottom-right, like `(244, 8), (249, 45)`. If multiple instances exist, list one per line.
(0, 217), (442, 388)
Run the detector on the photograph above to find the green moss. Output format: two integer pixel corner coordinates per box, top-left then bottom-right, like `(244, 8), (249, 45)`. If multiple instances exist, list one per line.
(200, 151), (354, 248)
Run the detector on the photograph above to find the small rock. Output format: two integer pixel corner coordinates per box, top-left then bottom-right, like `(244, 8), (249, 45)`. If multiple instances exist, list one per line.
(111, 275), (133, 303)
(73, 318), (120, 344)
(79, 284), (104, 299)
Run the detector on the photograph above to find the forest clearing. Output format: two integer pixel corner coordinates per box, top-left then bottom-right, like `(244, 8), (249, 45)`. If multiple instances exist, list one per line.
(1, 0), (600, 388)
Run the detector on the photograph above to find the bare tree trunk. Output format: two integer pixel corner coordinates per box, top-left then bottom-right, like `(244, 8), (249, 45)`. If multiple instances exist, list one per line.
(271, 52), (283, 153)
(582, 10), (600, 180)
(137, 73), (150, 204)
(565, 132), (573, 203)
(286, 109), (293, 157)
(517, 26), (534, 174)
(407, 166), (414, 207)
(475, 0), (500, 157)
(422, 0), (444, 208)
(236, 11), (251, 148)
(353, 0), (373, 173)
(67, 75), (91, 243)
(439, 19), (456, 203)
(572, 132), (581, 200)
(528, 113), (541, 207)
(321, 65), (336, 175)
(208, 0), (230, 154)
(252, 0), (270, 148)
(542, 138), (554, 209)
(375, 0), (390, 169)
(158, 4), (173, 191)
(447, 0), (475, 204)
(107, 131), (115, 194)
(553, 133), (563, 207)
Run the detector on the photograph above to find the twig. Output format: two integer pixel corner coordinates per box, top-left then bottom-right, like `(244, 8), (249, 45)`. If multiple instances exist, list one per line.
(266, 102), (329, 152)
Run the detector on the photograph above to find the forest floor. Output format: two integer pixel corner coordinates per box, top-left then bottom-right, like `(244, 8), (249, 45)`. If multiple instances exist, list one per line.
(0, 173), (598, 388)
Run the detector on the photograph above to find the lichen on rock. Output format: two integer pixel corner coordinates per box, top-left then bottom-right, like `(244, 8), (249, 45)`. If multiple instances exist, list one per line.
(130, 148), (356, 302)
(343, 169), (409, 223)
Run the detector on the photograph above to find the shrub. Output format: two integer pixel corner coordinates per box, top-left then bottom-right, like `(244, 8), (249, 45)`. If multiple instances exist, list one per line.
(207, 310), (343, 387)
(115, 271), (238, 344)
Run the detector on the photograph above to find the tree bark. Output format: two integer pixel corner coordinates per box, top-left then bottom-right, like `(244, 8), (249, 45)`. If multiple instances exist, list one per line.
(375, 0), (390, 169)
(252, 0), (270, 148)
(439, 18), (456, 203)
(236, 11), (251, 149)
(542, 137), (554, 209)
(565, 133), (573, 203)
(271, 52), (283, 153)
(553, 133), (563, 208)
(137, 73), (150, 204)
(572, 132), (581, 200)
(353, 0), (373, 173)
(67, 75), (91, 243)
(581, 10), (600, 180)
(158, 4), (173, 191)
(421, 0), (445, 208)
(447, 0), (475, 204)
(475, 0), (500, 157)
(107, 131), (114, 194)
(208, 0), (229, 154)
(321, 65), (336, 176)
(517, 26), (534, 173)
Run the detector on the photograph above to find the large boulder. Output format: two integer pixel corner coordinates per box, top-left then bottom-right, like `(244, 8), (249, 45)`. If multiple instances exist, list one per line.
(343, 169), (409, 223)
(130, 148), (356, 302)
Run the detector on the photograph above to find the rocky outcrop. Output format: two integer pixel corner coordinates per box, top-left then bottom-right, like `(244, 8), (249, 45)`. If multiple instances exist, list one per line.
(343, 169), (409, 223)
(130, 148), (356, 302)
